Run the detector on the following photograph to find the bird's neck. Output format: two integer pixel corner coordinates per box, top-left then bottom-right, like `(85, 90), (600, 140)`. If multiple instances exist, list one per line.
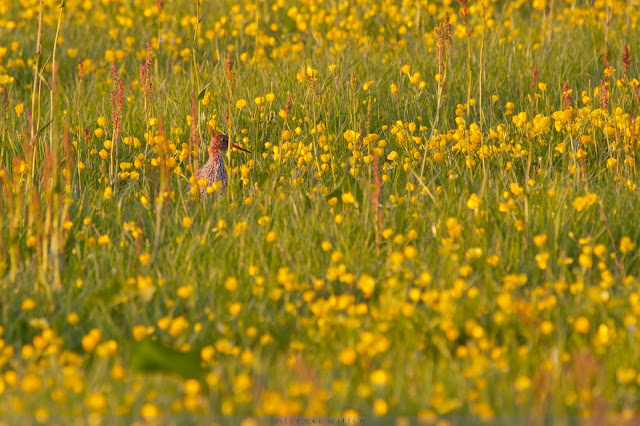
(209, 149), (223, 159)
(207, 150), (226, 165)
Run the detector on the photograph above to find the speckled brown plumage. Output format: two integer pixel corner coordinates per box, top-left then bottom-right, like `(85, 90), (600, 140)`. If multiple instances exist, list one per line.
(190, 134), (250, 194)
(195, 151), (228, 193)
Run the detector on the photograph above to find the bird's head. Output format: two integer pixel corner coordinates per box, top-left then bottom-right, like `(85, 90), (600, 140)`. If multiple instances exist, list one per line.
(210, 133), (251, 156)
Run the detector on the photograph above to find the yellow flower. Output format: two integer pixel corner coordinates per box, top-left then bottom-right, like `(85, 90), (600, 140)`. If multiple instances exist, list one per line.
(572, 196), (587, 211)
(535, 252), (549, 270)
(403, 245), (417, 259)
(620, 237), (636, 253)
(236, 99), (247, 109)
(85, 393), (108, 413)
(533, 234), (547, 247)
(234, 221), (248, 235)
(82, 329), (102, 351)
(446, 217), (464, 238)
(486, 255), (500, 267)
(34, 407), (49, 423)
(141, 403), (160, 418)
(14, 103), (24, 116)
(616, 367), (637, 384)
(502, 273), (527, 290)
(357, 274), (375, 297)
(296, 65), (318, 83)
(241, 350), (254, 365)
(363, 80), (374, 91)
(466, 193), (482, 209)
(224, 277), (238, 292)
(540, 321), (554, 335)
(111, 365), (126, 380)
(341, 192), (355, 204)
(373, 398), (388, 416)
(514, 376), (531, 392)
(182, 216), (193, 228)
(20, 374), (42, 393)
(67, 312), (79, 324)
(168, 316), (188, 337)
(139, 253), (151, 265)
(184, 379), (201, 396)
(234, 373), (252, 391)
(604, 66), (615, 78)
(574, 316), (590, 334)
(578, 253), (592, 268)
(132, 325), (150, 340)
(338, 348), (356, 365)
(586, 193), (598, 205)
(21, 298), (35, 311)
(509, 182), (523, 196)
(177, 285), (194, 299)
(98, 235), (110, 246)
(265, 231), (276, 242)
(370, 369), (389, 386)
(137, 275), (153, 290)
(221, 399), (234, 415)
(201, 345), (215, 362)
(265, 93), (276, 102)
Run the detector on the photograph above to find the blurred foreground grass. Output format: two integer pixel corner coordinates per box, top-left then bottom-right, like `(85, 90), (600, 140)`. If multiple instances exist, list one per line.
(1, 0), (640, 420)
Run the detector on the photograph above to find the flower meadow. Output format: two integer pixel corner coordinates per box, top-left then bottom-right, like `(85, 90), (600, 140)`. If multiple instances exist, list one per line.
(1, 0), (640, 422)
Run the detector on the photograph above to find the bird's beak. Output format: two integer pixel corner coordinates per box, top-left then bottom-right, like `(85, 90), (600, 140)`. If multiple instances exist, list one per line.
(231, 144), (251, 153)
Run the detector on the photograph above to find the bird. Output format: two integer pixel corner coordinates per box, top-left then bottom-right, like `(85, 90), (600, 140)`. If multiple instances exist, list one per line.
(191, 133), (250, 194)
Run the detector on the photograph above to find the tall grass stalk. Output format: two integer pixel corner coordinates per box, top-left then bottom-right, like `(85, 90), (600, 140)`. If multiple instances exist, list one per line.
(28, 0), (44, 194)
